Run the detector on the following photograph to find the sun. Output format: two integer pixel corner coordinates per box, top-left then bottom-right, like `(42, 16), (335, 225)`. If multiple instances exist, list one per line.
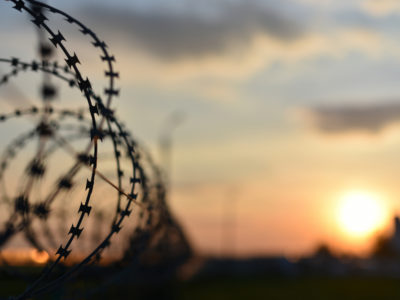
(30, 249), (50, 264)
(337, 191), (387, 237)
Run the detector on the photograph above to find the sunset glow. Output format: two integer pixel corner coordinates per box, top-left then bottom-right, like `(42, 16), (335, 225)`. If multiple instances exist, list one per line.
(2, 0), (400, 258)
(337, 191), (387, 237)
(30, 249), (50, 265)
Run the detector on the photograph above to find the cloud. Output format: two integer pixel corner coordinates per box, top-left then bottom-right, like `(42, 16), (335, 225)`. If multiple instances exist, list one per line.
(111, 28), (384, 85)
(75, 3), (392, 86)
(304, 102), (400, 134)
(361, 0), (400, 16)
(82, 2), (304, 60)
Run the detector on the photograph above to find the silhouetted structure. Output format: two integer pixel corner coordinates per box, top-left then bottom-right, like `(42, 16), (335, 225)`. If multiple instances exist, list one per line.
(372, 216), (400, 259)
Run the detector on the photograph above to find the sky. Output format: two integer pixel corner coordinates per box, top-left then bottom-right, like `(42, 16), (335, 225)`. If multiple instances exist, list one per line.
(2, 0), (400, 258)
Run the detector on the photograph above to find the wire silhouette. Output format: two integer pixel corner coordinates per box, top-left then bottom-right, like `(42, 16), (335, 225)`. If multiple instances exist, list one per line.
(0, 1), (192, 299)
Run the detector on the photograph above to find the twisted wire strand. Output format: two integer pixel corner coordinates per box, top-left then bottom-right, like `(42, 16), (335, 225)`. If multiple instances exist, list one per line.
(4, 5), (101, 294)
(3, 0), (118, 295)
(1, 1), (192, 299)
(0, 55), (141, 298)
(11, 54), (189, 274)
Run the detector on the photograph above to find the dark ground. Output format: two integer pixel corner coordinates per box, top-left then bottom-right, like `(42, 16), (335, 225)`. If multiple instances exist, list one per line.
(2, 273), (400, 299)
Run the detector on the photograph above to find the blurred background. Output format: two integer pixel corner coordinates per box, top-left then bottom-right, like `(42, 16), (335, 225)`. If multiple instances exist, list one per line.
(3, 0), (400, 298)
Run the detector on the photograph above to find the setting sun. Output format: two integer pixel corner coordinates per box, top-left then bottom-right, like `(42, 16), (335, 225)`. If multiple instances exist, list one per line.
(337, 191), (387, 237)
(30, 249), (50, 265)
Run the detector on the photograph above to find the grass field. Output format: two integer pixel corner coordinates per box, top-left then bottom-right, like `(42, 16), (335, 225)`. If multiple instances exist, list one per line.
(2, 274), (400, 299)
(177, 276), (400, 300)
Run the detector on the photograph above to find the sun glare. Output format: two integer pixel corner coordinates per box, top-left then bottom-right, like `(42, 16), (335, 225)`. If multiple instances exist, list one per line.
(30, 249), (50, 264)
(337, 191), (387, 237)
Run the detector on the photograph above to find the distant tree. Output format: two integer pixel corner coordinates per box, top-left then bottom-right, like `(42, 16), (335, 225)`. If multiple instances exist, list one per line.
(314, 244), (335, 259)
(372, 235), (399, 259)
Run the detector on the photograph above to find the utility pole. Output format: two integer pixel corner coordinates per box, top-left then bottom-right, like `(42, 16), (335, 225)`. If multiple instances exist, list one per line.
(222, 185), (239, 257)
(158, 111), (185, 191)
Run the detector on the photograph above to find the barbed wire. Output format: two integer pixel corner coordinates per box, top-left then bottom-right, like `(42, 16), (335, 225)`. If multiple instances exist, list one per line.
(0, 58), (140, 298)
(0, 56), (190, 259)
(0, 1), (192, 298)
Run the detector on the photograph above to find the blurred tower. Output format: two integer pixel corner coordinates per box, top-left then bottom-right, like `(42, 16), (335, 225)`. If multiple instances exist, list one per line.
(158, 111), (185, 190)
(221, 185), (239, 257)
(391, 216), (400, 251)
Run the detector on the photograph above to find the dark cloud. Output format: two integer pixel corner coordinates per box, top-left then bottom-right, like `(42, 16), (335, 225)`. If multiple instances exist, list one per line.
(308, 102), (400, 133)
(82, 2), (304, 60)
